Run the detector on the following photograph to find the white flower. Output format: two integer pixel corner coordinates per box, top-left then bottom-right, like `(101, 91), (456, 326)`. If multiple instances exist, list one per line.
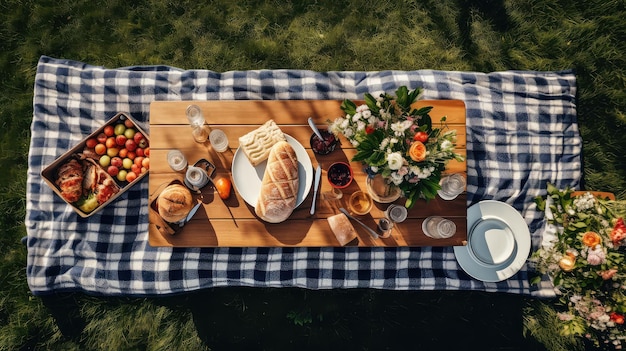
(396, 120), (413, 134)
(379, 138), (389, 150)
(356, 121), (366, 131)
(390, 172), (404, 185)
(440, 140), (453, 151)
(352, 112), (362, 122)
(362, 109), (372, 118)
(356, 104), (369, 113)
(386, 152), (404, 170)
(370, 166), (378, 173)
(340, 118), (350, 129)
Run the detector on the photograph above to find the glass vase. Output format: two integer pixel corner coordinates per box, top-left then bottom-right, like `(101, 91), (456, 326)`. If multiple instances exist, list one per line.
(366, 174), (402, 203)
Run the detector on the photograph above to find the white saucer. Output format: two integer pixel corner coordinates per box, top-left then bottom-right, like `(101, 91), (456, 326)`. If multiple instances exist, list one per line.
(453, 200), (531, 282)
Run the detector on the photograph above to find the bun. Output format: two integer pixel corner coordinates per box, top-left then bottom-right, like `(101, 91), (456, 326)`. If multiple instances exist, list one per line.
(238, 120), (286, 166)
(157, 184), (193, 223)
(327, 213), (357, 246)
(255, 141), (299, 223)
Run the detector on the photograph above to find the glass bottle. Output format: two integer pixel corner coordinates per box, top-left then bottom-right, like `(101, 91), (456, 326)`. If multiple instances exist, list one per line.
(186, 104), (210, 143)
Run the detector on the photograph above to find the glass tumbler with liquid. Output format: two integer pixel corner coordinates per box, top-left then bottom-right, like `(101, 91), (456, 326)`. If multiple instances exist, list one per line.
(348, 191), (373, 216)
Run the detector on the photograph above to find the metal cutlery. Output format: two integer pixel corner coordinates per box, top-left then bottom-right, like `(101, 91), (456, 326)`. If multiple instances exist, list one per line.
(178, 202), (202, 227)
(308, 117), (324, 140)
(339, 207), (379, 239)
(310, 164), (322, 215)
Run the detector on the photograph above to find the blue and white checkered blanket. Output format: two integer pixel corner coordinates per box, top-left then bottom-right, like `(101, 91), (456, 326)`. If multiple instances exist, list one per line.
(26, 56), (581, 297)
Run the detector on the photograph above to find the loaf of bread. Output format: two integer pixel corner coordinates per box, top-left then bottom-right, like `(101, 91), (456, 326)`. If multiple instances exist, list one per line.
(327, 213), (357, 246)
(255, 141), (299, 223)
(157, 184), (193, 223)
(238, 120), (286, 166)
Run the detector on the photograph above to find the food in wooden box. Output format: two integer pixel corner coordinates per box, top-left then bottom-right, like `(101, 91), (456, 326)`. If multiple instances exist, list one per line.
(55, 159), (84, 203)
(238, 119), (286, 166)
(327, 213), (357, 246)
(255, 141), (299, 223)
(54, 156), (121, 213)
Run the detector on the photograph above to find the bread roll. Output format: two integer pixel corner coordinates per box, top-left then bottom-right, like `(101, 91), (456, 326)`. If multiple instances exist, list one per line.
(238, 120), (286, 166)
(157, 184), (193, 223)
(255, 141), (299, 223)
(327, 213), (357, 246)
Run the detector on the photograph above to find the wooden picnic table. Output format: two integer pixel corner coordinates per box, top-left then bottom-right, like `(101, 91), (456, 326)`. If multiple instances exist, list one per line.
(148, 99), (467, 247)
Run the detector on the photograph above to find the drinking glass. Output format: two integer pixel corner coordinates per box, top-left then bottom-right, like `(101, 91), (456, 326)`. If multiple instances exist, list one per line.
(385, 204), (408, 223)
(347, 191), (373, 216)
(209, 129), (229, 152)
(438, 173), (466, 200)
(167, 149), (187, 172)
(422, 216), (456, 239)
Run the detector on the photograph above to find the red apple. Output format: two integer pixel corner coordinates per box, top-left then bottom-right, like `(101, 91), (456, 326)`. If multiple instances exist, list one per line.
(124, 119), (135, 128)
(111, 156), (123, 168)
(107, 165), (119, 177)
(115, 134), (127, 146)
(104, 125), (115, 137)
(125, 139), (137, 151)
(135, 148), (144, 157)
(85, 138), (98, 149)
(133, 132), (144, 144)
(97, 133), (107, 144)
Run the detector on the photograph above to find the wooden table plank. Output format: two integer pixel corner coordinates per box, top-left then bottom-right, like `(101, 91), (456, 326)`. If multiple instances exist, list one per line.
(148, 99), (467, 247)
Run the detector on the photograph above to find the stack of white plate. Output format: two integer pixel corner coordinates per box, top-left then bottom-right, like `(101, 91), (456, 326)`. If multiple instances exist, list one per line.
(454, 200), (531, 283)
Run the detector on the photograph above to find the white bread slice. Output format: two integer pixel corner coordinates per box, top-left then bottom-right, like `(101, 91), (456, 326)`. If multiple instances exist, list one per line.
(238, 120), (286, 166)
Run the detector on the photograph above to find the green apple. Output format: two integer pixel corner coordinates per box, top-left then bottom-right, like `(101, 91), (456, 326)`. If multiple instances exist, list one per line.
(99, 155), (111, 167)
(122, 158), (133, 170)
(114, 123), (126, 136)
(124, 128), (136, 140)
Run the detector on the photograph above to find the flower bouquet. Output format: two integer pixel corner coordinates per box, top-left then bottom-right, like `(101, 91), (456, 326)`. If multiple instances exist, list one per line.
(532, 184), (626, 350)
(329, 86), (464, 208)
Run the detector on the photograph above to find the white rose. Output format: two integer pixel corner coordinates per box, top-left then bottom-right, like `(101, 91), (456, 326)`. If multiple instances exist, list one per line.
(386, 152), (404, 170)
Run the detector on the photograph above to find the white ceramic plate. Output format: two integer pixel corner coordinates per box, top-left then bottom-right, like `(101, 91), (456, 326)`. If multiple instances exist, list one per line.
(232, 134), (313, 208)
(453, 200), (531, 282)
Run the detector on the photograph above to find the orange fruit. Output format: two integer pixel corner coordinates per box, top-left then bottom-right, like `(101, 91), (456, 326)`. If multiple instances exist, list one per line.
(409, 141), (426, 162)
(215, 176), (232, 200)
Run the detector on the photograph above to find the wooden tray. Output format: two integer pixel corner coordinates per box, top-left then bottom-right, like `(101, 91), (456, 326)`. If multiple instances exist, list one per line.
(148, 99), (467, 247)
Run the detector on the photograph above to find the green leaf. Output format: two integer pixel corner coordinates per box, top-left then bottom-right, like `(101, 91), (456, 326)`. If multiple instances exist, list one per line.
(395, 86), (409, 109)
(340, 99), (357, 115)
(364, 93), (379, 113)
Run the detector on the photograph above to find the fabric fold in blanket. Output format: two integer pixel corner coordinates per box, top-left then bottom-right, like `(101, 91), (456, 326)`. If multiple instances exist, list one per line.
(26, 55), (581, 297)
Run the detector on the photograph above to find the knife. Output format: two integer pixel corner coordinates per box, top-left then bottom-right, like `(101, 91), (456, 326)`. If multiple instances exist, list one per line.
(310, 164), (322, 215)
(179, 202), (202, 227)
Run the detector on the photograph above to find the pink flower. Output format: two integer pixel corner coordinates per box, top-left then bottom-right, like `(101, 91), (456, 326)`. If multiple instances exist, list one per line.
(598, 269), (618, 280)
(586, 246), (606, 265)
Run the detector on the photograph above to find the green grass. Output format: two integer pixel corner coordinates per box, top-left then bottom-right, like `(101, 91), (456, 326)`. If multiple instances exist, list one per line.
(2, 0), (626, 350)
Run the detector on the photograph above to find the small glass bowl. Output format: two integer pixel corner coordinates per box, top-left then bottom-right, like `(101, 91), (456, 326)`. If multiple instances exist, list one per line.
(310, 130), (339, 155)
(327, 162), (353, 189)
